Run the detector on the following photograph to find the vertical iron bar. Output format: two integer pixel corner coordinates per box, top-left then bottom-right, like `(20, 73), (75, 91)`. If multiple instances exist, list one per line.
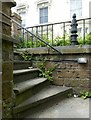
(26, 31), (28, 48)
(32, 27), (33, 47)
(41, 26), (43, 46)
(36, 26), (38, 47)
(63, 22), (65, 46)
(22, 28), (25, 48)
(52, 24), (53, 45)
(47, 25), (48, 40)
(83, 19), (85, 44)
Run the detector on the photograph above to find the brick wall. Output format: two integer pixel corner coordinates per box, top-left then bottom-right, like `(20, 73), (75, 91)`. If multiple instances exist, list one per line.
(19, 45), (91, 94)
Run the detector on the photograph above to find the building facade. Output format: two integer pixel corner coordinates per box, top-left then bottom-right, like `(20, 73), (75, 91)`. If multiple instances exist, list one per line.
(12, 0), (91, 27)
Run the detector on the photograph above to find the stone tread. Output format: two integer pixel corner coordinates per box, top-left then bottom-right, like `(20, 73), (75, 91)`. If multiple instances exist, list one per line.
(13, 77), (47, 94)
(14, 85), (72, 113)
(13, 68), (40, 75)
(14, 61), (31, 63)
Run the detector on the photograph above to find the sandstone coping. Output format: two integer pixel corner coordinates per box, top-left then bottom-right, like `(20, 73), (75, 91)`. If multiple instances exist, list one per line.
(1, 0), (16, 7)
(16, 45), (91, 55)
(1, 33), (19, 43)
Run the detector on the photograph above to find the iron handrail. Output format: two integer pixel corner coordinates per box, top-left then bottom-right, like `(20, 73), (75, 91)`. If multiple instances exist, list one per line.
(26, 17), (91, 29)
(0, 11), (62, 54)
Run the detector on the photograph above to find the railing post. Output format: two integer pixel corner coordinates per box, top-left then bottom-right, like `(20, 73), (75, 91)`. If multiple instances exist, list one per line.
(71, 13), (78, 45)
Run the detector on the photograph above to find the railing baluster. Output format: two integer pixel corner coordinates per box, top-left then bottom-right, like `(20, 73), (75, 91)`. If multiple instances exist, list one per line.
(22, 28), (25, 48)
(22, 28), (24, 42)
(52, 24), (53, 45)
(32, 27), (33, 47)
(63, 22), (65, 46)
(26, 31), (28, 48)
(83, 19), (85, 44)
(36, 26), (38, 47)
(47, 25), (48, 40)
(41, 26), (43, 46)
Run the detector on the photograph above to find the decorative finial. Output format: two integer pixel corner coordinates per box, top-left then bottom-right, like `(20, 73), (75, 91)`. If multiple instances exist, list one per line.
(70, 13), (78, 45)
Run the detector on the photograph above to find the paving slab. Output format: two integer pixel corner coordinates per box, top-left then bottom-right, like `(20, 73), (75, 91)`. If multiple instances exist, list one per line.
(24, 97), (90, 118)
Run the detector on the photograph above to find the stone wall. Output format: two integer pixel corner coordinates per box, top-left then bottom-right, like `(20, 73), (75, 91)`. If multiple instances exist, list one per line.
(1, 1), (16, 118)
(17, 45), (91, 94)
(11, 12), (22, 38)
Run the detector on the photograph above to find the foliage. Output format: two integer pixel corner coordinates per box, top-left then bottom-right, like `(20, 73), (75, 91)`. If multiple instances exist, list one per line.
(79, 91), (91, 99)
(17, 32), (91, 48)
(78, 32), (91, 45)
(38, 61), (56, 81)
(54, 33), (71, 46)
(85, 32), (91, 44)
(21, 50), (33, 61)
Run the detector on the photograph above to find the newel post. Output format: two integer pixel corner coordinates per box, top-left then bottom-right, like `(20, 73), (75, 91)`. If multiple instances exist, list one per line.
(1, 0), (16, 118)
(71, 13), (78, 45)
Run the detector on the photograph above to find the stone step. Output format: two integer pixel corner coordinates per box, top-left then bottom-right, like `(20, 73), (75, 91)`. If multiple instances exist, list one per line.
(13, 68), (40, 84)
(13, 85), (73, 115)
(13, 77), (47, 94)
(13, 77), (48, 105)
(14, 61), (32, 70)
(14, 51), (23, 61)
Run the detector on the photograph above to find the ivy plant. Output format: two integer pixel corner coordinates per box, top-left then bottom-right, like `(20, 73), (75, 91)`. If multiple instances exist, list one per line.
(79, 91), (91, 99)
(21, 50), (33, 61)
(38, 61), (56, 82)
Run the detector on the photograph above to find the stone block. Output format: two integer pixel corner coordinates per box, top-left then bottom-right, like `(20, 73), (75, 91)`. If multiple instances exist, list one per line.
(2, 24), (11, 36)
(73, 86), (91, 95)
(56, 69), (89, 79)
(3, 41), (13, 51)
(2, 81), (13, 100)
(2, 97), (14, 118)
(2, 62), (13, 81)
(0, 82), (2, 101)
(2, 3), (10, 16)
(2, 41), (13, 61)
(63, 79), (90, 87)
(53, 78), (64, 86)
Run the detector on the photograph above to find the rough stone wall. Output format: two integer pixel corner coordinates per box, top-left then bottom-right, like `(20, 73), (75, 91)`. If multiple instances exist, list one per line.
(11, 12), (22, 38)
(1, 1), (16, 118)
(18, 46), (91, 94)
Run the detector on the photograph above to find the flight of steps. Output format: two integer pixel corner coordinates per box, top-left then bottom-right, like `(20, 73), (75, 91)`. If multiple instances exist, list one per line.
(13, 52), (73, 118)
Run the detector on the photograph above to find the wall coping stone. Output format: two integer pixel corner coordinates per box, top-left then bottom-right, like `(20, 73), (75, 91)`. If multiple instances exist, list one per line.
(1, 33), (19, 43)
(16, 45), (91, 55)
(1, 0), (16, 7)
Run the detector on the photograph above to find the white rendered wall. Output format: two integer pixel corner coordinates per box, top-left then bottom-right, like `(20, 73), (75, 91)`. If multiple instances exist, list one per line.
(12, 0), (91, 27)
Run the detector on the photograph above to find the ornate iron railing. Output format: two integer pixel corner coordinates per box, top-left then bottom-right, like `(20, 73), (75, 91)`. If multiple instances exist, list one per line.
(1, 10), (91, 50)
(26, 17), (91, 46)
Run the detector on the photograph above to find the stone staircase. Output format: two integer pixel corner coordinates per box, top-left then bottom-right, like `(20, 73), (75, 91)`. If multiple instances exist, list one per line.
(13, 53), (73, 118)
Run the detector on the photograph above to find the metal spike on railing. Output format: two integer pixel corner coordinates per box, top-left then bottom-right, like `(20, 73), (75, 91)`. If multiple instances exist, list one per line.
(71, 13), (78, 45)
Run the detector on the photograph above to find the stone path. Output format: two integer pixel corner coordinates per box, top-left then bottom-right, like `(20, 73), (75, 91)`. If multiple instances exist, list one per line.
(24, 97), (90, 118)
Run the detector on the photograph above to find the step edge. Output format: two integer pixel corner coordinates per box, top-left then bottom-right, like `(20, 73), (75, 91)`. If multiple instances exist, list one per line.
(13, 78), (47, 94)
(13, 88), (73, 114)
(13, 68), (40, 75)
(14, 61), (32, 63)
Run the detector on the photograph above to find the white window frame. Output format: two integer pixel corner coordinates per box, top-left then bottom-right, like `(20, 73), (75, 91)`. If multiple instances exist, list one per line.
(39, 7), (48, 24)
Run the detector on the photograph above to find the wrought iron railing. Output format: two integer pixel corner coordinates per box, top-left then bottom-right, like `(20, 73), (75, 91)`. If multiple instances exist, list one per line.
(1, 10), (91, 51)
(25, 17), (91, 46)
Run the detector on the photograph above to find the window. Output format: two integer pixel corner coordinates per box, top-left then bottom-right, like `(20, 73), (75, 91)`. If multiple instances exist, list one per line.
(70, 0), (82, 18)
(39, 7), (48, 24)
